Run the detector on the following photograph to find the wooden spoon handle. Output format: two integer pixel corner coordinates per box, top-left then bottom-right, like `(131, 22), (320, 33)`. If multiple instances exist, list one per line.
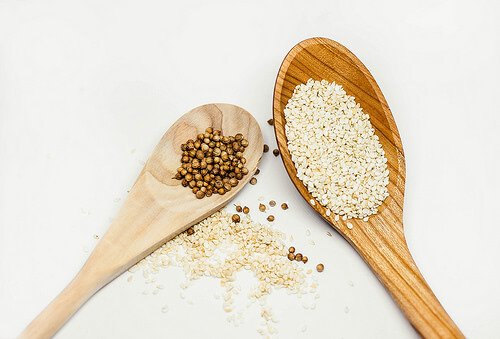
(349, 223), (464, 338)
(19, 250), (120, 339)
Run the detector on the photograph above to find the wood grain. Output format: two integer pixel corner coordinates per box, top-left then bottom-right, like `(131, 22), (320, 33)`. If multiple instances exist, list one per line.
(273, 37), (463, 338)
(20, 103), (263, 339)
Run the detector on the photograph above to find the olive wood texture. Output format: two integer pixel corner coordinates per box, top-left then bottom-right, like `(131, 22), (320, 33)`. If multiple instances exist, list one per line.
(273, 37), (463, 338)
(20, 103), (263, 339)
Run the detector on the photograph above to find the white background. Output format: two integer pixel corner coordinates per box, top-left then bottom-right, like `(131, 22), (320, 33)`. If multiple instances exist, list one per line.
(1, 0), (499, 338)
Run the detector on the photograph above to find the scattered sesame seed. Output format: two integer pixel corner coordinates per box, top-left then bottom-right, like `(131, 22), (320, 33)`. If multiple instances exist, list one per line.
(347, 222), (353, 230)
(309, 199), (316, 206)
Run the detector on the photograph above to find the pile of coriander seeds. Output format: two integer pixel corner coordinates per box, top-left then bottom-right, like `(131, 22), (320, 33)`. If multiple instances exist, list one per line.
(175, 127), (249, 198)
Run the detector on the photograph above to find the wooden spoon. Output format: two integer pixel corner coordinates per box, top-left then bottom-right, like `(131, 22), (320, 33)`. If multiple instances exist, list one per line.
(21, 103), (263, 339)
(273, 38), (463, 338)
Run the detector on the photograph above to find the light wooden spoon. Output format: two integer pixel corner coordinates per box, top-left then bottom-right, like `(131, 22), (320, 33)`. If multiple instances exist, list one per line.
(273, 38), (463, 338)
(21, 103), (263, 339)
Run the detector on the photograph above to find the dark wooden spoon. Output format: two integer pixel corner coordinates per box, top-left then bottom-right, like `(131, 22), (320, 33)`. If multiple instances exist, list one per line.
(273, 37), (463, 338)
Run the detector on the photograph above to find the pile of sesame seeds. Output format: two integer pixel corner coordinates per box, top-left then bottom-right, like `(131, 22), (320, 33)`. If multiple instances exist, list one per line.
(129, 209), (319, 337)
(284, 79), (390, 220)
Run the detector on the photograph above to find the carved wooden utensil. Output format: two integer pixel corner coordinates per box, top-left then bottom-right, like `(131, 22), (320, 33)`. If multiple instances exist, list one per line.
(21, 103), (263, 338)
(273, 37), (463, 338)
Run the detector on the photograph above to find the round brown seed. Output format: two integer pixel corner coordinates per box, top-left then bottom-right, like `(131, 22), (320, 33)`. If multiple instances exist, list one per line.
(287, 253), (295, 261)
(243, 206), (250, 214)
(316, 263), (324, 272)
(231, 214), (241, 223)
(267, 215), (275, 222)
(288, 246), (295, 253)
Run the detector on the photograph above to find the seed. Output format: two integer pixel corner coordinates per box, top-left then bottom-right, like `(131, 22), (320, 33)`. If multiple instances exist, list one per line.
(267, 118), (274, 126)
(281, 203), (288, 210)
(235, 205), (243, 213)
(272, 149), (279, 157)
(316, 263), (324, 272)
(232, 214), (241, 223)
(250, 177), (257, 185)
(287, 253), (295, 261)
(288, 247), (295, 253)
(255, 168), (260, 175)
(284, 79), (389, 219)
(295, 253), (303, 262)
(263, 144), (269, 153)
(269, 200), (276, 207)
(267, 215), (274, 222)
(243, 206), (250, 214)
(187, 227), (195, 236)
(302, 256), (308, 264)
(259, 204), (266, 212)
(175, 128), (250, 199)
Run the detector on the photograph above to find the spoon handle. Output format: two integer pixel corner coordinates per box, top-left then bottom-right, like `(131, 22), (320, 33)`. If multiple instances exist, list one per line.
(349, 222), (464, 338)
(19, 254), (115, 339)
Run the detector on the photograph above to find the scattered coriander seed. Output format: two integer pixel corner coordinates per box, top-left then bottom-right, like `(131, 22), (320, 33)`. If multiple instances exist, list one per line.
(267, 215), (275, 222)
(272, 149), (279, 157)
(288, 246), (295, 253)
(263, 144), (269, 153)
(281, 203), (289, 210)
(287, 253), (295, 261)
(295, 253), (303, 262)
(250, 177), (257, 185)
(243, 206), (250, 214)
(302, 256), (308, 264)
(232, 214), (241, 223)
(316, 263), (324, 272)
(235, 205), (243, 213)
(269, 200), (276, 207)
(267, 118), (274, 126)
(255, 168), (260, 175)
(186, 227), (195, 236)
(259, 203), (266, 212)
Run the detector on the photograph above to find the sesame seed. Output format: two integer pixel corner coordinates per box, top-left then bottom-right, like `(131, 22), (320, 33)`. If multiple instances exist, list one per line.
(284, 79), (389, 219)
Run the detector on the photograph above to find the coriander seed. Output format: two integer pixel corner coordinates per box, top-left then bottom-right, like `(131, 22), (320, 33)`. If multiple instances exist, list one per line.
(288, 246), (295, 253)
(186, 227), (195, 236)
(295, 253), (303, 262)
(232, 214), (241, 223)
(302, 256), (308, 264)
(235, 205), (243, 213)
(269, 200), (276, 207)
(267, 118), (274, 126)
(287, 253), (295, 261)
(259, 203), (266, 212)
(316, 263), (324, 272)
(281, 203), (289, 210)
(243, 206), (250, 214)
(250, 177), (257, 185)
(263, 144), (269, 153)
(267, 215), (274, 222)
(273, 149), (279, 157)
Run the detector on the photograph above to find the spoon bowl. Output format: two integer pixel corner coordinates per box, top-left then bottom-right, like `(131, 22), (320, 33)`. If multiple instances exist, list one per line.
(273, 37), (463, 338)
(21, 103), (263, 338)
